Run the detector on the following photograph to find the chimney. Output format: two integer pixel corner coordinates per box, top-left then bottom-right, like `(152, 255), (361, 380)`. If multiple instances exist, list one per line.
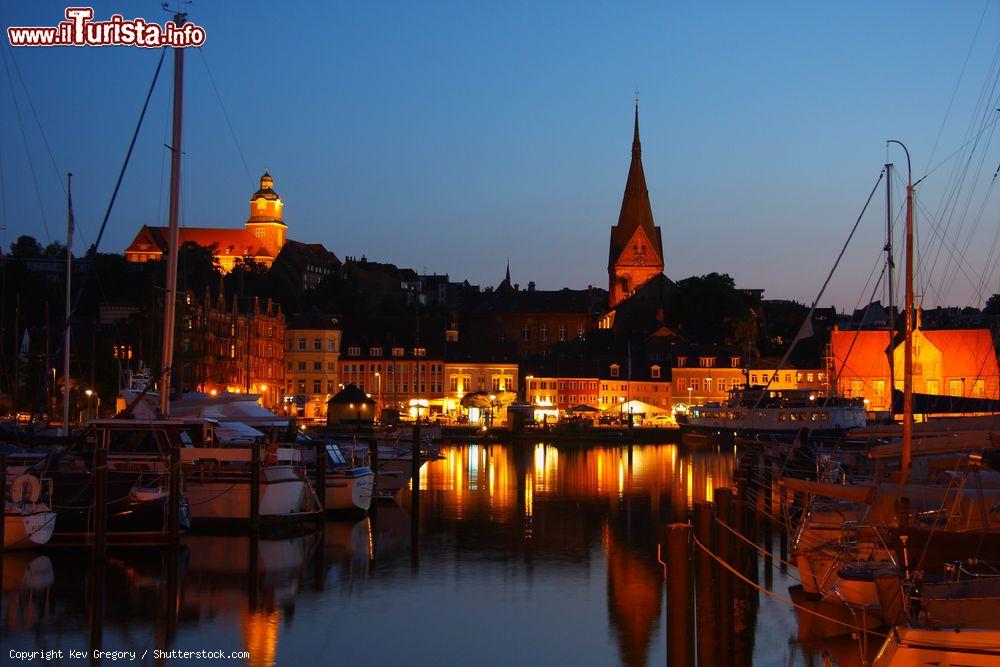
(528, 281), (536, 292)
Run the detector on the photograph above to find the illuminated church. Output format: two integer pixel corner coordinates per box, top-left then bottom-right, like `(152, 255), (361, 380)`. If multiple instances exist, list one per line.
(608, 103), (665, 309)
(125, 171), (288, 273)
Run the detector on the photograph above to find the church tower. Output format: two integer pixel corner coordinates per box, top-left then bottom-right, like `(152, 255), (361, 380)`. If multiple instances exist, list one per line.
(245, 171), (287, 257)
(608, 103), (664, 308)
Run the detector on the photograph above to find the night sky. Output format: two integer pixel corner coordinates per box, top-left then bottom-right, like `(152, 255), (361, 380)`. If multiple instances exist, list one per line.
(3, 1), (999, 309)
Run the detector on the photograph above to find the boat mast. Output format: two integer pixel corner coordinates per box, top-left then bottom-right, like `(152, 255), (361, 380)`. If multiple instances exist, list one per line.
(62, 173), (74, 435)
(159, 12), (186, 418)
(884, 161), (895, 394)
(888, 140), (913, 483)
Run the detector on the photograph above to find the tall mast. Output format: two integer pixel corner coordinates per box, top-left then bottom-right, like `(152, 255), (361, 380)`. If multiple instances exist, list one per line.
(888, 140), (913, 483)
(159, 13), (187, 417)
(884, 162), (895, 394)
(62, 173), (74, 435)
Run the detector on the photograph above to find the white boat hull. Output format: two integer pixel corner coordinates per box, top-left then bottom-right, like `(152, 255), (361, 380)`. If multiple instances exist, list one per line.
(324, 471), (375, 512)
(4, 504), (57, 549)
(184, 465), (307, 522)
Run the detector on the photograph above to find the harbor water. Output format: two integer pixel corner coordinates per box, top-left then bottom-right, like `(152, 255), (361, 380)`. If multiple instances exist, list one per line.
(3, 441), (863, 666)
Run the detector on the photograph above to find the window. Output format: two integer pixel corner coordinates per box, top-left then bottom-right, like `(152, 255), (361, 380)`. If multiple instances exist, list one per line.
(849, 380), (863, 397)
(677, 356), (687, 368)
(610, 364), (620, 378)
(313, 361), (322, 371)
(297, 380), (306, 393)
(492, 377), (501, 391)
(540, 325), (548, 342)
(730, 356), (740, 368)
(872, 380), (885, 398)
(521, 325), (531, 342)
(327, 362), (335, 371)
(691, 379), (700, 391)
(559, 324), (567, 341)
(973, 379), (985, 397)
(949, 379), (963, 396)
(298, 361), (306, 371)
(651, 365), (661, 379)
(676, 378), (686, 391)
(370, 347), (382, 357)
(699, 356), (716, 368)
(328, 340), (336, 351)
(415, 347), (426, 357)
(348, 346), (360, 356)
(298, 338), (306, 351)
(313, 380), (322, 394)
(450, 377), (458, 392)
(229, 344), (236, 358)
(313, 338), (322, 351)
(393, 347), (404, 357)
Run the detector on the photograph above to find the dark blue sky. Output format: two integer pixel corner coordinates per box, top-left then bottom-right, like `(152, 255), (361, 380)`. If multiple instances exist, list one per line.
(3, 1), (999, 309)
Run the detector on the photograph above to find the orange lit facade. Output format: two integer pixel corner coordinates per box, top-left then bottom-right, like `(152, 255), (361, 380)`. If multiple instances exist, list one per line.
(284, 323), (341, 419)
(176, 290), (285, 408)
(671, 353), (745, 409)
(124, 171), (288, 273)
(339, 346), (445, 416)
(608, 104), (665, 309)
(830, 323), (1000, 412)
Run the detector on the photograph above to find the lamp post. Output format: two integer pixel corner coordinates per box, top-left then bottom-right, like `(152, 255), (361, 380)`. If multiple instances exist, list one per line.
(374, 372), (382, 422)
(84, 389), (93, 422)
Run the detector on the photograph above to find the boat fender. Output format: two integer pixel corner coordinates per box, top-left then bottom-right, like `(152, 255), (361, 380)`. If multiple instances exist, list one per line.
(265, 442), (278, 466)
(10, 474), (42, 504)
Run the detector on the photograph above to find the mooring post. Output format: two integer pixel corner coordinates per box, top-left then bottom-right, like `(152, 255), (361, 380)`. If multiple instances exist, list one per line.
(666, 522), (694, 667)
(368, 436), (379, 500)
(0, 452), (7, 558)
(250, 441), (261, 535)
(169, 439), (180, 547)
(411, 417), (421, 568)
(714, 487), (734, 667)
(693, 501), (717, 667)
(315, 439), (327, 512)
(94, 434), (108, 553)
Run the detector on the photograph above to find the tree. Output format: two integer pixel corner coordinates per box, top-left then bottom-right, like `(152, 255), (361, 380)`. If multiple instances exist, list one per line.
(44, 241), (68, 259)
(986, 294), (1000, 316)
(9, 235), (43, 258)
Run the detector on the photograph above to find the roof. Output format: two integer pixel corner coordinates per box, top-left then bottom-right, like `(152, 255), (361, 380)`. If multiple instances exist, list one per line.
(472, 279), (601, 315)
(125, 225), (273, 259)
(327, 384), (376, 406)
(609, 105), (664, 268)
(920, 328), (999, 380)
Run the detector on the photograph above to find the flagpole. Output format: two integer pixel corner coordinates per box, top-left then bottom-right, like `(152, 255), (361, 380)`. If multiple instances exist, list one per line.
(62, 173), (74, 435)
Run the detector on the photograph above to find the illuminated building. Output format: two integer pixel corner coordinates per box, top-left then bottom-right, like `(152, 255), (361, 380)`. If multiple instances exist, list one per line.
(284, 313), (342, 419)
(670, 350), (745, 410)
(176, 289), (285, 408)
(125, 171), (289, 273)
(608, 103), (665, 309)
(830, 317), (1000, 413)
(443, 360), (519, 424)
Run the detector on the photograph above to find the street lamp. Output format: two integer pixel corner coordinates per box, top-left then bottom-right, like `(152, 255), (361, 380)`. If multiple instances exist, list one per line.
(84, 389), (94, 422)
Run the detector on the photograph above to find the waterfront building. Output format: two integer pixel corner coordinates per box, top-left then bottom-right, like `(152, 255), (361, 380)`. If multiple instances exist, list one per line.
(125, 171), (290, 272)
(338, 340), (445, 418)
(670, 350), (746, 410)
(283, 313), (342, 419)
(464, 265), (602, 357)
(830, 318), (1000, 413)
(608, 104), (665, 309)
(176, 289), (285, 408)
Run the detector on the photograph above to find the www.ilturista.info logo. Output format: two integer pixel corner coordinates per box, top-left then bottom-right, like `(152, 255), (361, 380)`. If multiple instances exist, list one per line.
(7, 7), (206, 48)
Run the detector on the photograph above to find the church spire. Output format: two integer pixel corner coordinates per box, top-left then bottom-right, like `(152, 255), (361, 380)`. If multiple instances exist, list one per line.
(632, 98), (641, 158)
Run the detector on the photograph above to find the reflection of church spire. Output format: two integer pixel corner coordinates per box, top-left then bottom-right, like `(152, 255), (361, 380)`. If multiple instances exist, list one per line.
(605, 522), (662, 667)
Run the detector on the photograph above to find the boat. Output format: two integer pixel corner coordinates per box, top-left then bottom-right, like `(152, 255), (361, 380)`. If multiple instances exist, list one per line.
(300, 440), (374, 513)
(679, 387), (867, 441)
(5, 419), (192, 544)
(873, 626), (1000, 666)
(336, 438), (440, 497)
(3, 473), (56, 549)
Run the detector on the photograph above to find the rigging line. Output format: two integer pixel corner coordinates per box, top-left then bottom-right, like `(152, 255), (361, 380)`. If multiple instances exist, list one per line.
(0, 40), (52, 244)
(196, 46), (255, 190)
(912, 192), (986, 304)
(751, 170), (883, 409)
(915, 109), (1000, 187)
(942, 158), (1000, 305)
(925, 0), (994, 172)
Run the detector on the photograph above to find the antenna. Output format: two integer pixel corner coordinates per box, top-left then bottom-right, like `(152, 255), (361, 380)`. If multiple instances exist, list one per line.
(633, 85), (640, 105)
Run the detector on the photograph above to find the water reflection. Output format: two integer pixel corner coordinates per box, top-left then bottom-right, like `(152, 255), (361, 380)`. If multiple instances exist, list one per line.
(1, 442), (853, 666)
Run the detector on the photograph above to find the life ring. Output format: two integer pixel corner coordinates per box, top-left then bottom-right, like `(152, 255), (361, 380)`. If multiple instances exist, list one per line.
(10, 474), (42, 504)
(264, 442), (278, 466)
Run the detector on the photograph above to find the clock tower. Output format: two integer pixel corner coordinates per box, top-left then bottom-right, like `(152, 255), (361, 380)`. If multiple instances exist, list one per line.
(608, 103), (664, 309)
(244, 171), (287, 258)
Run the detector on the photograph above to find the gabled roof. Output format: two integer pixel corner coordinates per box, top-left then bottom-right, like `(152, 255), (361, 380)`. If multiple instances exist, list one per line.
(609, 105), (664, 268)
(830, 329), (890, 380)
(124, 225), (273, 259)
(920, 328), (1000, 380)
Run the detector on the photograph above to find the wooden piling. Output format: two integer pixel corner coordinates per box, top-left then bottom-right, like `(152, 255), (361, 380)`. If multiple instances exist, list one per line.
(315, 439), (327, 511)
(250, 441), (261, 534)
(411, 417), (421, 568)
(0, 452), (7, 557)
(168, 440), (180, 546)
(666, 522), (694, 667)
(93, 439), (108, 553)
(693, 501), (717, 667)
(714, 487), (734, 667)
(368, 436), (379, 499)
